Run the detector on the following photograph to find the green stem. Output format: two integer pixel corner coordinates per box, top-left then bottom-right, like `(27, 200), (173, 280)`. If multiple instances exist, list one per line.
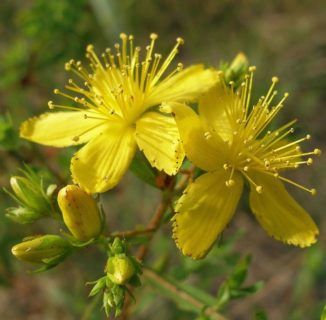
(110, 228), (155, 239)
(143, 268), (228, 320)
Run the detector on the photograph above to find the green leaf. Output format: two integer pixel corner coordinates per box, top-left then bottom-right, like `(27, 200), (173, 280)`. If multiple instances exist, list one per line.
(130, 151), (158, 187)
(254, 308), (269, 320)
(229, 281), (264, 299)
(0, 114), (19, 151)
(145, 268), (216, 314)
(88, 276), (107, 297)
(321, 304), (326, 320)
(228, 255), (251, 288)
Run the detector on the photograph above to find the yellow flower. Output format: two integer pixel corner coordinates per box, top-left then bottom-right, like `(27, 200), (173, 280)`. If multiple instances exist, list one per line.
(164, 68), (320, 259)
(20, 33), (218, 193)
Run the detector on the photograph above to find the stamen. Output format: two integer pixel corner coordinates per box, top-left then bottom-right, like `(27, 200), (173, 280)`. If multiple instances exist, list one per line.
(242, 171), (263, 193)
(274, 174), (316, 195)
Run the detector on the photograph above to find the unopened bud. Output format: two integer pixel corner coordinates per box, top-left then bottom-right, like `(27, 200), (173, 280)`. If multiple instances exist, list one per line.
(6, 166), (57, 224)
(58, 185), (102, 241)
(11, 235), (70, 264)
(224, 52), (249, 85)
(106, 255), (136, 285)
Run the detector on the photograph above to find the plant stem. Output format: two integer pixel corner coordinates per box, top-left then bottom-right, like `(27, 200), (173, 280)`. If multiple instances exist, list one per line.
(110, 228), (155, 239)
(136, 194), (171, 261)
(143, 268), (228, 320)
(120, 180), (175, 319)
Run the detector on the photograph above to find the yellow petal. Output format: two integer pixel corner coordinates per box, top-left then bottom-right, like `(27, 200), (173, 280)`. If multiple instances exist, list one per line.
(145, 65), (218, 108)
(173, 170), (243, 259)
(20, 111), (109, 147)
(135, 112), (184, 175)
(249, 172), (318, 247)
(71, 126), (137, 193)
(199, 85), (241, 142)
(161, 102), (225, 171)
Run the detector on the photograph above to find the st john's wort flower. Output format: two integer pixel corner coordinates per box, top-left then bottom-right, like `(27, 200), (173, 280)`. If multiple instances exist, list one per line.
(20, 33), (218, 193)
(163, 68), (320, 259)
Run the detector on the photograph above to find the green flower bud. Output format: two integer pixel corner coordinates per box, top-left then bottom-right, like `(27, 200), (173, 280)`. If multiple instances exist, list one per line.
(5, 165), (57, 224)
(110, 237), (125, 255)
(106, 255), (136, 285)
(223, 52), (249, 85)
(11, 235), (70, 264)
(57, 185), (102, 241)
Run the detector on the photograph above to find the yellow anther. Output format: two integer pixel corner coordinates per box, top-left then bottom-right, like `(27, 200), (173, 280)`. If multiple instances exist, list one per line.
(306, 134), (311, 140)
(284, 92), (289, 98)
(256, 186), (263, 193)
(226, 179), (235, 187)
(204, 131), (212, 140)
(249, 66), (256, 72)
(150, 33), (158, 40)
(310, 188), (317, 196)
(243, 166), (249, 172)
(48, 101), (54, 109)
(120, 33), (127, 39)
(307, 158), (313, 165)
(86, 44), (94, 52)
(176, 37), (184, 45)
(53, 89), (59, 94)
(223, 163), (229, 170)
(272, 76), (279, 83)
(314, 148), (321, 155)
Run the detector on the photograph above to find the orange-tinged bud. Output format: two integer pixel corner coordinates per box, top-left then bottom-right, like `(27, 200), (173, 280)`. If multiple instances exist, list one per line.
(11, 235), (70, 264)
(106, 255), (135, 285)
(57, 185), (101, 241)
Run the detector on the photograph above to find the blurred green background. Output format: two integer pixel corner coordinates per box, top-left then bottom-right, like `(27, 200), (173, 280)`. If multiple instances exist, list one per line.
(0, 0), (325, 319)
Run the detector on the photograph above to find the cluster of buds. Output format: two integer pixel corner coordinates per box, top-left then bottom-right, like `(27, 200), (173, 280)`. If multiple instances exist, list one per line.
(5, 165), (57, 224)
(11, 181), (103, 271)
(89, 238), (142, 317)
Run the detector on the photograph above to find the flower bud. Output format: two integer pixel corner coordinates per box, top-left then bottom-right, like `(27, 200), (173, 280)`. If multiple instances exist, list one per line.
(11, 235), (70, 264)
(5, 166), (57, 224)
(224, 52), (249, 85)
(106, 255), (135, 285)
(57, 185), (102, 241)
